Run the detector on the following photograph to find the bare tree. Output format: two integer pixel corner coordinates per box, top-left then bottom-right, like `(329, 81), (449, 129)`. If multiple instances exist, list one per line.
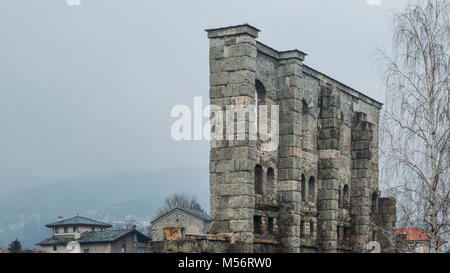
(379, 0), (449, 253)
(156, 193), (205, 218)
(114, 215), (137, 230)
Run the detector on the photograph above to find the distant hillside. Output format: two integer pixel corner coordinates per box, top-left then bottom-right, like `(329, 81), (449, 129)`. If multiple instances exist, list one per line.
(0, 167), (209, 248)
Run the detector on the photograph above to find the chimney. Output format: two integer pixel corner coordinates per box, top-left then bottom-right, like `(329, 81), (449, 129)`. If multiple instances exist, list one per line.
(57, 216), (63, 222)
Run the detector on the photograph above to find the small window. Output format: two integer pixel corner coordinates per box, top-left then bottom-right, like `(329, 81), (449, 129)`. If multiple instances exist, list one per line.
(254, 216), (262, 235)
(53, 245), (57, 251)
(267, 168), (274, 194)
(344, 227), (350, 241)
(64, 227), (69, 233)
(84, 249), (90, 253)
(91, 227), (95, 232)
(302, 99), (308, 115)
(308, 177), (315, 203)
(255, 80), (266, 135)
(300, 221), (305, 237)
(309, 221), (314, 235)
(343, 185), (349, 208)
(255, 80), (266, 104)
(254, 165), (263, 195)
(301, 174), (306, 202)
(73, 227), (78, 232)
(54, 228), (59, 234)
(268, 218), (274, 234)
(371, 192), (378, 216)
(138, 247), (146, 253)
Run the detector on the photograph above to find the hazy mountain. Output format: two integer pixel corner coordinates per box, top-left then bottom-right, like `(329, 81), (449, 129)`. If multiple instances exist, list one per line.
(0, 167), (209, 248)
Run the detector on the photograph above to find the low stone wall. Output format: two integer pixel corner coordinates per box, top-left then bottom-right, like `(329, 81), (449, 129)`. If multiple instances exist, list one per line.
(147, 234), (281, 253)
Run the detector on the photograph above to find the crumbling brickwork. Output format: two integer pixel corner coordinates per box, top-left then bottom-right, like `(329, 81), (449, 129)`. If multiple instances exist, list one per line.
(148, 24), (397, 253)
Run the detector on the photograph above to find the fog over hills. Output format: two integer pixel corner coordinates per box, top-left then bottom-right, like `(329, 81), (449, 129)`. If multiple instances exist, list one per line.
(0, 167), (209, 248)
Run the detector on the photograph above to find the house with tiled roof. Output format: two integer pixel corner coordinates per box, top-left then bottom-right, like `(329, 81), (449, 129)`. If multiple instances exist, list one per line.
(395, 228), (448, 253)
(36, 215), (151, 253)
(45, 215), (112, 237)
(151, 208), (211, 241)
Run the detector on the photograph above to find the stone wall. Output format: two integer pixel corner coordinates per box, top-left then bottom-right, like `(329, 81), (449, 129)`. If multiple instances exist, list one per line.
(146, 24), (395, 253)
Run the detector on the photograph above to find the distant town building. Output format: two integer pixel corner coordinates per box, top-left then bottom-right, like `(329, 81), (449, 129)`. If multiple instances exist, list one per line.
(0, 247), (45, 253)
(395, 228), (447, 253)
(36, 215), (150, 253)
(151, 208), (211, 241)
(0, 248), (9, 253)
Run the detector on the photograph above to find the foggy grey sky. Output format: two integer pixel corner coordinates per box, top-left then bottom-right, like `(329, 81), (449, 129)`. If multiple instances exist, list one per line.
(0, 0), (409, 194)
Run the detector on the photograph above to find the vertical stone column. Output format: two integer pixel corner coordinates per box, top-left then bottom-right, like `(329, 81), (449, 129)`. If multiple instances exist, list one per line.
(277, 52), (305, 253)
(350, 112), (374, 252)
(376, 198), (397, 253)
(206, 25), (259, 253)
(317, 84), (341, 253)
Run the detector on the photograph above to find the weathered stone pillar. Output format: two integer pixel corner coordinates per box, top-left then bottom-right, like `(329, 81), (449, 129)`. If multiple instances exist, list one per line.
(350, 112), (374, 252)
(206, 24), (259, 253)
(277, 52), (305, 253)
(317, 84), (341, 253)
(376, 197), (397, 253)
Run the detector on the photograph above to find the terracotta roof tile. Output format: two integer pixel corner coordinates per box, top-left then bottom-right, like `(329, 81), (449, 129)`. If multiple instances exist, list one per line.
(395, 228), (447, 243)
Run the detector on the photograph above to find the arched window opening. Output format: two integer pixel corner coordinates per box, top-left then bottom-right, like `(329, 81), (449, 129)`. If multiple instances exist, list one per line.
(300, 221), (305, 237)
(371, 192), (378, 216)
(301, 100), (308, 148)
(268, 218), (274, 235)
(301, 174), (306, 202)
(255, 80), (266, 136)
(308, 177), (315, 203)
(254, 216), (262, 235)
(343, 227), (350, 241)
(267, 168), (274, 194)
(254, 165), (263, 195)
(302, 99), (308, 116)
(343, 185), (349, 208)
(256, 80), (266, 104)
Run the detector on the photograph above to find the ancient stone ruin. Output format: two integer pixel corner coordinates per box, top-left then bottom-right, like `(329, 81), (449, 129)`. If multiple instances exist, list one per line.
(148, 24), (397, 253)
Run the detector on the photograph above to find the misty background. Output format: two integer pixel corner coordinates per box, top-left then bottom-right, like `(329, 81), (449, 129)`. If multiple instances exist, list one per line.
(0, 0), (408, 248)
